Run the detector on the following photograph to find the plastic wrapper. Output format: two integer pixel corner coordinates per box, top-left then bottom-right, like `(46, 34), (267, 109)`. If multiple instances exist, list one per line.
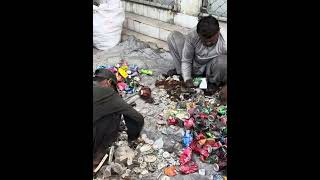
(140, 69), (153, 75)
(184, 118), (195, 129)
(219, 116), (227, 125)
(213, 174), (224, 180)
(118, 68), (128, 78)
(117, 82), (127, 91)
(199, 113), (208, 119)
(182, 130), (193, 147)
(129, 64), (138, 71)
(179, 161), (198, 174)
(167, 116), (178, 125)
(179, 147), (192, 165)
(164, 166), (177, 176)
(217, 106), (227, 115)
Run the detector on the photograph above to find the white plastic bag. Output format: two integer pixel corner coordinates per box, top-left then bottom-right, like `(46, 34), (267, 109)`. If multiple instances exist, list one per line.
(93, 0), (125, 50)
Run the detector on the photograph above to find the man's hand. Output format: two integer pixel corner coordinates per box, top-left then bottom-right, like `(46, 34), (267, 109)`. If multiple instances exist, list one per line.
(219, 85), (227, 105)
(184, 79), (194, 88)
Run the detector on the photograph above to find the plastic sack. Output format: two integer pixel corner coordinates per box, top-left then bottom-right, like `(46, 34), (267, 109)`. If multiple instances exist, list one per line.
(93, 0), (125, 50)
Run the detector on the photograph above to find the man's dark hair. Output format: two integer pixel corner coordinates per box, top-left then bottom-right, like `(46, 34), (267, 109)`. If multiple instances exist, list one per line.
(93, 69), (118, 92)
(197, 15), (220, 39)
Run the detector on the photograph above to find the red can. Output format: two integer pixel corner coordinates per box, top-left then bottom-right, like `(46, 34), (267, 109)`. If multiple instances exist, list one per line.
(199, 113), (208, 119)
(219, 116), (227, 126)
(184, 118), (195, 129)
(179, 147), (192, 165)
(180, 161), (198, 174)
(167, 116), (178, 125)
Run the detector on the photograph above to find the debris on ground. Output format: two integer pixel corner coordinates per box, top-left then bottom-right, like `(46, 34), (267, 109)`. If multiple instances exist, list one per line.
(93, 36), (227, 180)
(96, 60), (154, 103)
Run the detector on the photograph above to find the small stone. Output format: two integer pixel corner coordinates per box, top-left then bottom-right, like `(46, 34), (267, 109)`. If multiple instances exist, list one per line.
(140, 144), (152, 153)
(115, 140), (128, 147)
(157, 162), (167, 170)
(111, 162), (123, 174)
(114, 145), (134, 163)
(159, 175), (171, 180)
(162, 151), (170, 159)
(120, 168), (130, 178)
(121, 172), (129, 179)
(161, 128), (168, 135)
(144, 155), (157, 163)
(153, 138), (164, 150)
(172, 75), (180, 81)
(141, 134), (148, 140)
(168, 158), (175, 165)
(199, 169), (206, 176)
(148, 163), (156, 172)
(146, 139), (154, 145)
(127, 156), (133, 166)
(135, 143), (143, 150)
(138, 157), (144, 164)
(158, 149), (164, 155)
(141, 169), (149, 175)
(140, 161), (147, 169)
(126, 169), (131, 174)
(132, 167), (141, 173)
(99, 165), (112, 178)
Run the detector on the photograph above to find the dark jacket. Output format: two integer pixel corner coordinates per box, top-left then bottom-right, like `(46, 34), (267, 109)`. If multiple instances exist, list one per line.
(93, 82), (144, 156)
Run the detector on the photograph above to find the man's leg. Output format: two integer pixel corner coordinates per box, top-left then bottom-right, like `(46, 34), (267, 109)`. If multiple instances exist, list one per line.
(206, 55), (227, 93)
(167, 31), (186, 75)
(93, 115), (120, 168)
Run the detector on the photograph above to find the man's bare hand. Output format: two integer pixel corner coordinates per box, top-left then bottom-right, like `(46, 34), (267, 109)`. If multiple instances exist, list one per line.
(184, 79), (194, 88)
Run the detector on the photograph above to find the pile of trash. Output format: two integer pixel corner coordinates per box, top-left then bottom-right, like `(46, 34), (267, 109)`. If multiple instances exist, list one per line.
(154, 76), (227, 179)
(93, 59), (227, 179)
(96, 60), (154, 102)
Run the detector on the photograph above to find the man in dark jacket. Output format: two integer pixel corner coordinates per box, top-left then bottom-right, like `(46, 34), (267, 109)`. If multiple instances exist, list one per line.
(93, 69), (144, 168)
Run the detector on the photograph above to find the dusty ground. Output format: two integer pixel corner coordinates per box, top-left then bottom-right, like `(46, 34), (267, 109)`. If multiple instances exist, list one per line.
(93, 37), (224, 180)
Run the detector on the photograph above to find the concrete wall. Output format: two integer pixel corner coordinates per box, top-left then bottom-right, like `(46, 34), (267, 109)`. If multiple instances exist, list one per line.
(180, 0), (202, 16)
(121, 0), (200, 28)
(122, 1), (175, 23)
(121, 0), (227, 43)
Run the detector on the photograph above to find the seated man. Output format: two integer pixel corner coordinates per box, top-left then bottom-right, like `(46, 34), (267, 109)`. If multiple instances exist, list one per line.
(167, 15), (227, 94)
(93, 69), (144, 168)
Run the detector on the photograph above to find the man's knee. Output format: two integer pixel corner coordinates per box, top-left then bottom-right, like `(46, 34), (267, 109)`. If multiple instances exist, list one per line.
(215, 55), (227, 71)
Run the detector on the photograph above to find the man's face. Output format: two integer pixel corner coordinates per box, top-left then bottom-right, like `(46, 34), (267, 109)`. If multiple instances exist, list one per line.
(99, 79), (113, 88)
(200, 31), (219, 47)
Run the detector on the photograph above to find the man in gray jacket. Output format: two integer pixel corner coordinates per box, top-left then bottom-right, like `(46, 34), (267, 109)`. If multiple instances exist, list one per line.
(167, 15), (227, 94)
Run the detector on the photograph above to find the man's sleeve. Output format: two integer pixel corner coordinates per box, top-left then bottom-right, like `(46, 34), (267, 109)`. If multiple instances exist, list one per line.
(217, 32), (227, 55)
(181, 35), (195, 81)
(110, 95), (144, 140)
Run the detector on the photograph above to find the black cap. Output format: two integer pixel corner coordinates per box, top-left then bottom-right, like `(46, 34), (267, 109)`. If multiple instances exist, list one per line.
(93, 69), (117, 83)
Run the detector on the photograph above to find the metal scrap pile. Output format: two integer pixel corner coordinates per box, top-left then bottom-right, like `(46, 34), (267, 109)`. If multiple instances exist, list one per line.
(155, 75), (227, 179)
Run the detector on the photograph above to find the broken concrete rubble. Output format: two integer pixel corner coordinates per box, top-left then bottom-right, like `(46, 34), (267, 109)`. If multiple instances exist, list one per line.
(114, 145), (135, 164)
